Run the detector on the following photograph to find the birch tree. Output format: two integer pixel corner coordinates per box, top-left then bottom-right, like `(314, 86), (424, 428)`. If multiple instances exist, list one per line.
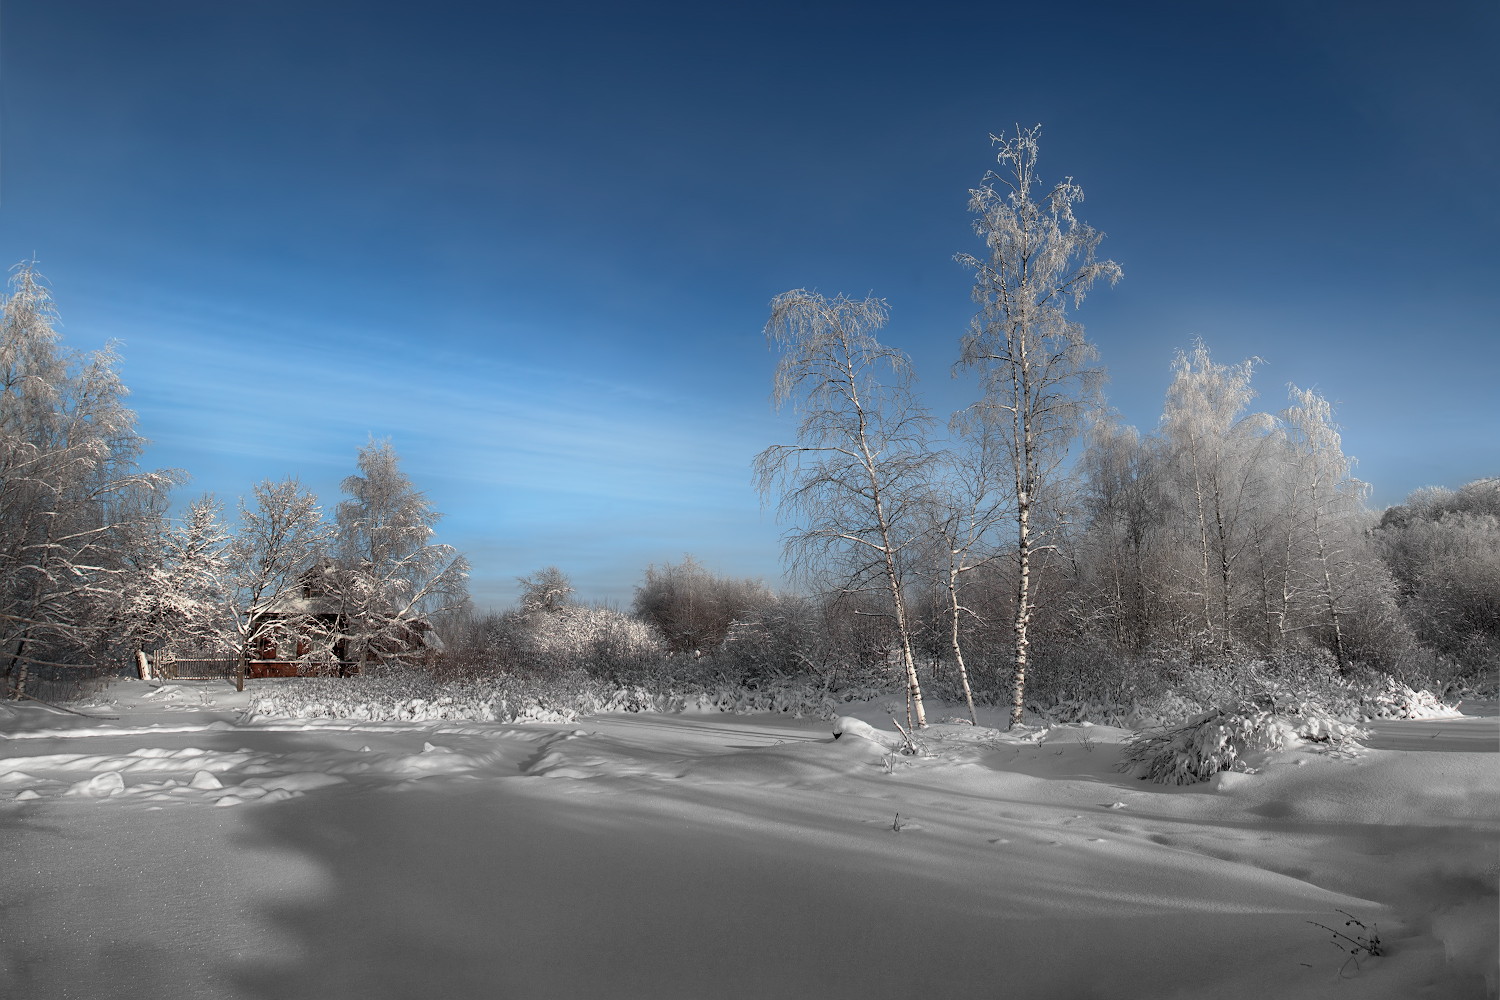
(1160, 343), (1274, 657)
(0, 263), (172, 696)
(754, 290), (936, 727)
(923, 421), (1012, 724)
(954, 126), (1120, 727)
(330, 438), (469, 664)
(1277, 385), (1366, 670)
(1376, 479), (1500, 667)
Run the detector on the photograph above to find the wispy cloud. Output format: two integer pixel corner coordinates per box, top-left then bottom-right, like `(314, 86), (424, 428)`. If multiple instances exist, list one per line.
(105, 296), (786, 607)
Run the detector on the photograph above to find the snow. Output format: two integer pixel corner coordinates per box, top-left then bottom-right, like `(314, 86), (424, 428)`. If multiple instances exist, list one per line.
(831, 714), (898, 745)
(1, 677), (1496, 999)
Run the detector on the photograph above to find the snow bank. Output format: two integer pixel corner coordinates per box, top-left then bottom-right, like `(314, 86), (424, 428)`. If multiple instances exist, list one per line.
(3, 681), (1494, 999)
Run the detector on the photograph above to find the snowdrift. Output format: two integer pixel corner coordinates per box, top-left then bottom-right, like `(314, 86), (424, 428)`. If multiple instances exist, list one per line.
(1, 678), (1495, 999)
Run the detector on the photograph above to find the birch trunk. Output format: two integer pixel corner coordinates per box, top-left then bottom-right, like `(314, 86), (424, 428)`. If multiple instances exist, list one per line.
(859, 388), (926, 729)
(1309, 482), (1348, 671)
(1012, 494), (1032, 727)
(1212, 471), (1234, 655)
(945, 548), (978, 726)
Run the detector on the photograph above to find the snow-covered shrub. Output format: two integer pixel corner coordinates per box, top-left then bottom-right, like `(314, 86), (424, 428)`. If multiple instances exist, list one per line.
(1029, 697), (1134, 728)
(1118, 695), (1368, 785)
(243, 665), (887, 725)
(1361, 676), (1464, 719)
(716, 591), (839, 681)
(245, 668), (595, 724)
(435, 603), (666, 679)
(515, 604), (665, 661)
(681, 680), (888, 718)
(993, 647), (1470, 735)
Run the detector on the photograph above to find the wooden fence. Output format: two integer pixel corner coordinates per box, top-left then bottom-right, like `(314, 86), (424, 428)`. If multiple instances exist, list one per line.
(156, 658), (360, 680)
(156, 658), (239, 681)
(6, 664), (113, 704)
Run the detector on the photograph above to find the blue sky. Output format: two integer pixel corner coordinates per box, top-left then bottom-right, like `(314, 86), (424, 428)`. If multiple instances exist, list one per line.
(2, 1), (1495, 607)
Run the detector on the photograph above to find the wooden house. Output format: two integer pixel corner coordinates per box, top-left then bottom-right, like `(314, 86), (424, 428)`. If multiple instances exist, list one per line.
(244, 560), (440, 677)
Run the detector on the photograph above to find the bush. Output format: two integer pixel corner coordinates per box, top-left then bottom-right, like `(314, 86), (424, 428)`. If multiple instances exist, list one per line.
(1010, 648), (1466, 731)
(631, 555), (773, 654)
(242, 664), (886, 724)
(1119, 693), (1368, 785)
(1362, 676), (1465, 720)
(435, 603), (665, 678)
(1376, 480), (1500, 672)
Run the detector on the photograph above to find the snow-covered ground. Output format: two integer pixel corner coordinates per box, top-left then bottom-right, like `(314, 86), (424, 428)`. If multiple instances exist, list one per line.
(2, 678), (1496, 999)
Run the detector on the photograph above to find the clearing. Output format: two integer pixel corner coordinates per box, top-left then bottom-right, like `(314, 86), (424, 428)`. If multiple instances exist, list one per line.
(2, 679), (1496, 998)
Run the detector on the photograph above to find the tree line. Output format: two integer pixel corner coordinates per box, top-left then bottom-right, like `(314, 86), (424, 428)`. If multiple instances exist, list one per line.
(750, 126), (1496, 728)
(0, 263), (468, 698)
(4, 125), (1492, 717)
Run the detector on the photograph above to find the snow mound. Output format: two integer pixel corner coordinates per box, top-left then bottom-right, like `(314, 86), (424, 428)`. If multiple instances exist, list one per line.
(66, 771), (125, 797)
(241, 772), (348, 792)
(832, 716), (898, 746)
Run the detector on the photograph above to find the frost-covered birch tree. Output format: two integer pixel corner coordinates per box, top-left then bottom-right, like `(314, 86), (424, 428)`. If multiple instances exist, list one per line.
(954, 126), (1120, 727)
(1160, 343), (1274, 657)
(0, 263), (174, 697)
(922, 421), (1012, 725)
(754, 290), (935, 727)
(330, 439), (469, 664)
(1276, 385), (1367, 670)
(1376, 479), (1500, 667)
